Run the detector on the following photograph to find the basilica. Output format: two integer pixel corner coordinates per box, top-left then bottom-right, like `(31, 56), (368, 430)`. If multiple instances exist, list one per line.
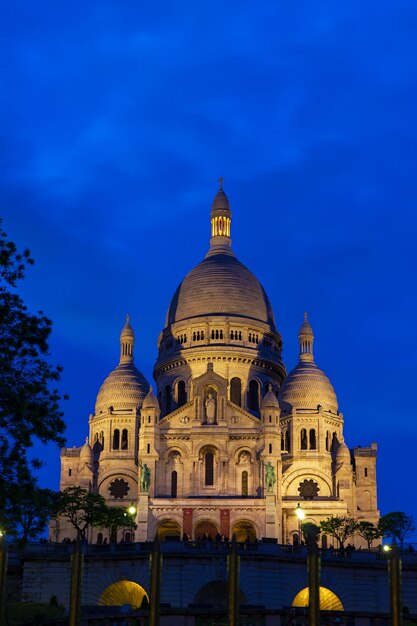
(57, 185), (379, 546)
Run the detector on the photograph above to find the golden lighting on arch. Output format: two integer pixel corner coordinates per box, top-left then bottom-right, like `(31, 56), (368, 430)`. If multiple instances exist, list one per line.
(292, 586), (344, 611)
(99, 581), (149, 609)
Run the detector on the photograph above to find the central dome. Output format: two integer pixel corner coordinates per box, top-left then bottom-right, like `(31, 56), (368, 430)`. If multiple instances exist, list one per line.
(166, 253), (276, 328)
(165, 186), (276, 331)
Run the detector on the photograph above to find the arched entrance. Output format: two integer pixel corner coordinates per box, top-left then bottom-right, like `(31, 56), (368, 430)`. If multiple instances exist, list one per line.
(194, 520), (218, 539)
(292, 586), (344, 611)
(156, 519), (181, 541)
(195, 580), (246, 609)
(99, 581), (149, 609)
(232, 520), (257, 542)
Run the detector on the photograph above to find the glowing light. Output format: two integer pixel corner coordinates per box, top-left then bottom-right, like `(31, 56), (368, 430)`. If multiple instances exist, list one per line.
(293, 586), (344, 611)
(383, 544), (391, 552)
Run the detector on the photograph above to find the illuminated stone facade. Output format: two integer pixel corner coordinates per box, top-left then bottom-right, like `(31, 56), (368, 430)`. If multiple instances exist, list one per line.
(57, 185), (379, 546)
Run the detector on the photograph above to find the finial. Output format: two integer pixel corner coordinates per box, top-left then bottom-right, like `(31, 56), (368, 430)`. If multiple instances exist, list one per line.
(85, 436), (89, 445)
(304, 311), (308, 322)
(149, 385), (153, 393)
(267, 384), (272, 392)
(217, 176), (224, 190)
(126, 313), (131, 323)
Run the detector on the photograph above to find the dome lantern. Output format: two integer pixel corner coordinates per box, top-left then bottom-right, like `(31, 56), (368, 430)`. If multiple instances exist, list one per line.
(120, 314), (134, 364)
(299, 312), (314, 363)
(207, 178), (232, 257)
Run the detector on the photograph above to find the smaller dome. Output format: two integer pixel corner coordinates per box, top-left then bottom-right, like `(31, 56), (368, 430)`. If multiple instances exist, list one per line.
(279, 361), (338, 414)
(142, 385), (160, 410)
(261, 385), (279, 409)
(212, 189), (230, 211)
(95, 364), (149, 415)
(335, 441), (351, 466)
(120, 314), (134, 339)
(299, 312), (313, 337)
(80, 437), (93, 462)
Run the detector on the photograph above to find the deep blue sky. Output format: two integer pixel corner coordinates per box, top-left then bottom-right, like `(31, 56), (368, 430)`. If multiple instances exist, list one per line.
(1, 2), (416, 535)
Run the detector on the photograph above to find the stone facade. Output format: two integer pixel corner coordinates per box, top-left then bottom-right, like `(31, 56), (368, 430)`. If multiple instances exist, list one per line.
(56, 185), (379, 547)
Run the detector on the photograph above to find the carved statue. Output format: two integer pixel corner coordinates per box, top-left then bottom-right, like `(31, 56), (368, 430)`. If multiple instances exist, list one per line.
(265, 462), (276, 493)
(205, 393), (216, 424)
(140, 463), (151, 492)
(238, 451), (251, 465)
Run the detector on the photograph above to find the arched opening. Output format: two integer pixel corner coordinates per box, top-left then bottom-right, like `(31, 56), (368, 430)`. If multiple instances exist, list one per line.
(326, 431), (331, 451)
(205, 451), (214, 485)
(300, 429), (307, 450)
(281, 433), (285, 451)
(230, 377), (242, 406)
(309, 429), (316, 450)
(232, 520), (257, 542)
(121, 429), (128, 450)
(292, 586), (344, 611)
(156, 519), (181, 541)
(322, 534), (328, 549)
(112, 429), (120, 450)
(177, 380), (187, 407)
(194, 520), (218, 540)
(124, 531), (132, 543)
(247, 380), (260, 411)
(165, 385), (172, 415)
(285, 430), (290, 452)
(99, 581), (149, 609)
(241, 471), (248, 496)
(171, 471), (177, 497)
(97, 532), (103, 545)
(194, 581), (246, 609)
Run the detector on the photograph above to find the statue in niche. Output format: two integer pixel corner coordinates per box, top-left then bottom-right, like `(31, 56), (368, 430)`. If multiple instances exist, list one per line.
(265, 462), (276, 493)
(140, 463), (151, 492)
(238, 451), (251, 465)
(205, 393), (216, 424)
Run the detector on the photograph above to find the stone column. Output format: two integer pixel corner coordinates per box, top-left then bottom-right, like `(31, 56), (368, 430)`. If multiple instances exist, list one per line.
(265, 494), (278, 539)
(183, 508), (193, 539)
(220, 509), (230, 538)
(137, 494), (150, 541)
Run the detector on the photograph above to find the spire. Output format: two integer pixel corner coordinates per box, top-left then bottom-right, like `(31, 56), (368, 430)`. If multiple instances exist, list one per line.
(299, 312), (314, 362)
(119, 314), (135, 364)
(206, 178), (233, 257)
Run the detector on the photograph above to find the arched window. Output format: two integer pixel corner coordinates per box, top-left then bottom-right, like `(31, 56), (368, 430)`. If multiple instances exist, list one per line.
(247, 380), (260, 411)
(97, 532), (103, 545)
(309, 429), (316, 450)
(242, 471), (248, 496)
(165, 385), (171, 415)
(285, 430), (290, 453)
(205, 452), (214, 486)
(300, 429), (307, 450)
(269, 443), (272, 454)
(121, 429), (128, 450)
(230, 377), (242, 406)
(326, 431), (331, 451)
(113, 429), (120, 450)
(171, 471), (177, 497)
(68, 468), (72, 477)
(281, 434), (285, 451)
(364, 467), (368, 477)
(177, 381), (187, 407)
(147, 443), (150, 454)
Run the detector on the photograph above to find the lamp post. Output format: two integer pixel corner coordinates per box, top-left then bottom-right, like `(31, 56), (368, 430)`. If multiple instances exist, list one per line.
(295, 503), (305, 545)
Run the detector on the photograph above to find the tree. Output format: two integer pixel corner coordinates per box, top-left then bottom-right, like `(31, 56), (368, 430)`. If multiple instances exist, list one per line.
(5, 484), (57, 545)
(379, 512), (415, 549)
(98, 506), (137, 543)
(319, 516), (357, 548)
(356, 521), (381, 550)
(53, 487), (108, 540)
(0, 221), (66, 521)
(301, 522), (321, 547)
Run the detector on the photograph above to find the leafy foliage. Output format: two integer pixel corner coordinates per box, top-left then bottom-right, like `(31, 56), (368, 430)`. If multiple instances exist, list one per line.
(3, 484), (57, 545)
(53, 487), (108, 540)
(301, 522), (321, 546)
(98, 505), (137, 543)
(379, 512), (415, 548)
(0, 221), (66, 523)
(356, 521), (381, 550)
(319, 516), (357, 548)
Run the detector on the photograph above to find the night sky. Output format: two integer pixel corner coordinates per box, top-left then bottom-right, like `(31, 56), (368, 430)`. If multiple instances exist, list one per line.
(1, 2), (416, 537)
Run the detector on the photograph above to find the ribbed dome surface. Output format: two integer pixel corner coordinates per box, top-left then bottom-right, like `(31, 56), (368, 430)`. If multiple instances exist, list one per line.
(166, 253), (276, 328)
(279, 361), (338, 414)
(335, 441), (351, 465)
(95, 363), (149, 415)
(142, 386), (160, 410)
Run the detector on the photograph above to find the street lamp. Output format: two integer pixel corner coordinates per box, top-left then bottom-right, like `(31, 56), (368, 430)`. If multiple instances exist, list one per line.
(295, 503), (305, 545)
(128, 506), (136, 516)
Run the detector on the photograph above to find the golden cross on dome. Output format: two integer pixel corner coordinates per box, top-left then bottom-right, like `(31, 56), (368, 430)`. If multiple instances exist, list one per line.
(217, 176), (224, 190)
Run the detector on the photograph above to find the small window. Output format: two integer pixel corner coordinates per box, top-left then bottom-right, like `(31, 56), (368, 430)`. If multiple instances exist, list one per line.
(364, 467), (368, 477)
(230, 377), (242, 406)
(147, 443), (150, 454)
(177, 380), (187, 407)
(300, 429), (307, 450)
(242, 471), (248, 496)
(171, 471), (177, 497)
(113, 429), (120, 450)
(68, 468), (72, 477)
(205, 452), (214, 486)
(121, 429), (128, 450)
(269, 443), (272, 454)
(309, 429), (316, 450)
